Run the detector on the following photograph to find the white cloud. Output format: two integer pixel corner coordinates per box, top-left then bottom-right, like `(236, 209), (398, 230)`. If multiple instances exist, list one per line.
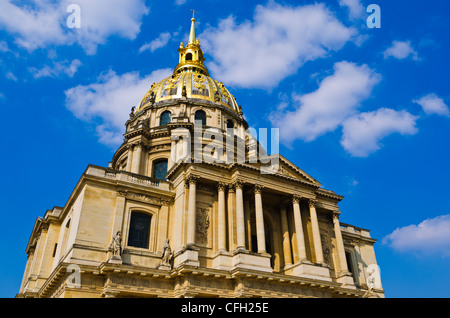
(139, 32), (171, 53)
(175, 0), (188, 5)
(413, 94), (450, 117)
(0, 41), (10, 52)
(341, 108), (419, 157)
(65, 68), (172, 146)
(271, 61), (381, 144)
(200, 2), (357, 88)
(383, 40), (419, 61)
(383, 215), (450, 257)
(339, 0), (365, 20)
(5, 71), (18, 81)
(29, 59), (82, 79)
(0, 0), (149, 54)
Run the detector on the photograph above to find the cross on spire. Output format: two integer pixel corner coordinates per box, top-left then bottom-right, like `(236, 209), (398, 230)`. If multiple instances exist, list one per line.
(191, 9), (197, 20)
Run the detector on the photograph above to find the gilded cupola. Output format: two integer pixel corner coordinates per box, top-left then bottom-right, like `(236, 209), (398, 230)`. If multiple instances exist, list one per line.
(136, 11), (242, 117)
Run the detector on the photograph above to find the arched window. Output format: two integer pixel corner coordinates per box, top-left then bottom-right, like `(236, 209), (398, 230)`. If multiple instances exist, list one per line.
(153, 159), (168, 181)
(226, 119), (234, 129)
(185, 53), (193, 61)
(160, 111), (171, 126)
(195, 110), (207, 126)
(128, 212), (152, 249)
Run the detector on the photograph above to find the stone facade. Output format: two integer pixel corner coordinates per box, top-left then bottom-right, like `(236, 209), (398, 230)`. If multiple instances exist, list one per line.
(17, 16), (384, 299)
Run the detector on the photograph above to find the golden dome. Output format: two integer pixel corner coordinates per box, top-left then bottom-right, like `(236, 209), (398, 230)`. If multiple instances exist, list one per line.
(138, 73), (240, 114)
(137, 12), (241, 116)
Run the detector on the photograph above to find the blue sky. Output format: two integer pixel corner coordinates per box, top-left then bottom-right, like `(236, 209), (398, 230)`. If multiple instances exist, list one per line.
(1, 0), (449, 298)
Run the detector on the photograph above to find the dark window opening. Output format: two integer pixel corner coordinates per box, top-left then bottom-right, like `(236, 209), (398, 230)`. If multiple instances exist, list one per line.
(153, 159), (168, 181)
(52, 243), (58, 257)
(160, 111), (171, 126)
(128, 212), (152, 249)
(346, 251), (354, 275)
(185, 53), (193, 61)
(195, 110), (207, 126)
(251, 235), (258, 253)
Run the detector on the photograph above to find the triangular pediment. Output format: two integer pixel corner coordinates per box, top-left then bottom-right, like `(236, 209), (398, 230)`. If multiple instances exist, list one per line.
(276, 155), (321, 186)
(241, 154), (321, 186)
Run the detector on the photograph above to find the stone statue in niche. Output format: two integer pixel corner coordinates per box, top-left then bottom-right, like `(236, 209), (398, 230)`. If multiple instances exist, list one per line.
(159, 238), (173, 270)
(108, 231), (123, 264)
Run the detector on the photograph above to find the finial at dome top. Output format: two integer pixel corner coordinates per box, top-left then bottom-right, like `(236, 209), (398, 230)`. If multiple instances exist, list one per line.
(189, 9), (197, 45)
(174, 10), (209, 76)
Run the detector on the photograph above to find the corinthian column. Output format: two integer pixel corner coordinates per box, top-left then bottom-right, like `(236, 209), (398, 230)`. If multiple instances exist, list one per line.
(131, 142), (143, 174)
(235, 181), (246, 251)
(126, 145), (133, 172)
(309, 199), (324, 264)
(186, 176), (199, 247)
(333, 212), (349, 274)
(292, 195), (307, 261)
(280, 204), (292, 266)
(254, 185), (266, 254)
(217, 183), (227, 252)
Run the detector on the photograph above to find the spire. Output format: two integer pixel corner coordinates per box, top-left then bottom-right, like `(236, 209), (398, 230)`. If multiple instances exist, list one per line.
(188, 9), (197, 45)
(174, 10), (209, 76)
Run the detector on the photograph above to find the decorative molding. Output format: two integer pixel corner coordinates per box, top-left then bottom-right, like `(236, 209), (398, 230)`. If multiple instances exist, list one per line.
(128, 175), (160, 187)
(116, 189), (128, 197)
(127, 192), (162, 206)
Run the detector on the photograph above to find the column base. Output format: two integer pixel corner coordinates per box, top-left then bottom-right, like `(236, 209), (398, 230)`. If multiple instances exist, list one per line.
(232, 250), (272, 273)
(213, 250), (233, 270)
(284, 261), (332, 282)
(173, 245), (200, 268)
(336, 271), (356, 288)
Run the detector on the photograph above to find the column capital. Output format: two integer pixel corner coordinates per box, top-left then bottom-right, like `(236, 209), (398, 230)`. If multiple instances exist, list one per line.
(254, 184), (264, 194)
(332, 211), (341, 220)
(217, 182), (228, 191)
(186, 175), (199, 185)
(308, 199), (318, 208)
(292, 194), (302, 204)
(233, 180), (244, 190)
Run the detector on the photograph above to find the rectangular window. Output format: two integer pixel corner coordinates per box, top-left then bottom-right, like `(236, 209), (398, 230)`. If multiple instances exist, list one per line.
(128, 212), (152, 249)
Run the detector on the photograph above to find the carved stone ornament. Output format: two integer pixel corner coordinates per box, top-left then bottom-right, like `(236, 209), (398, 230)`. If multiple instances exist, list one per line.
(196, 208), (210, 244)
(321, 234), (331, 265)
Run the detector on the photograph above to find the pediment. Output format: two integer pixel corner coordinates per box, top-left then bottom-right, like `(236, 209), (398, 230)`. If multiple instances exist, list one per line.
(276, 155), (321, 185)
(254, 155), (321, 186)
